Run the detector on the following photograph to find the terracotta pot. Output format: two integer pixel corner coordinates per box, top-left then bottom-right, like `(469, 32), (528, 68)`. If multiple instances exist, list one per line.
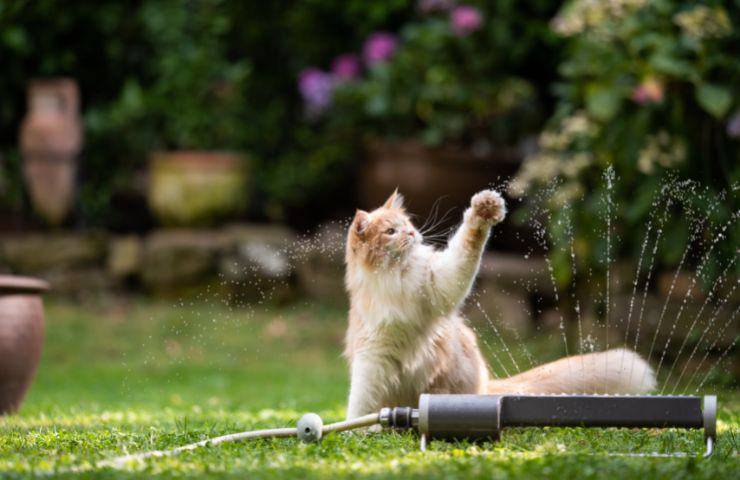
(359, 138), (521, 215)
(359, 138), (539, 252)
(148, 151), (249, 226)
(0, 275), (48, 414)
(19, 78), (83, 226)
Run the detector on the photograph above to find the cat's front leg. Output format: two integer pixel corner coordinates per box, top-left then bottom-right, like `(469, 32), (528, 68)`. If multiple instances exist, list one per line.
(426, 190), (506, 314)
(346, 357), (385, 419)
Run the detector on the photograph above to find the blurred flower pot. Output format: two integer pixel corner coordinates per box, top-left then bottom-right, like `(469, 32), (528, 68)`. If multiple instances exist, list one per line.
(19, 78), (83, 226)
(148, 151), (249, 226)
(359, 138), (521, 215)
(0, 275), (48, 414)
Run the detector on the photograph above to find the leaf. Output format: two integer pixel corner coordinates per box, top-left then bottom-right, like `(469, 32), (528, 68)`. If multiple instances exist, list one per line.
(585, 84), (622, 121)
(649, 54), (696, 80)
(695, 84), (732, 118)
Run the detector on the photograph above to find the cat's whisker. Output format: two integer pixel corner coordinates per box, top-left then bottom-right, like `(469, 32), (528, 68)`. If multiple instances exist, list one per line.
(422, 239), (447, 248)
(422, 224), (456, 241)
(417, 196), (448, 233)
(420, 207), (457, 238)
(420, 200), (453, 232)
(422, 234), (452, 244)
(426, 205), (456, 227)
(417, 202), (440, 234)
(421, 232), (453, 242)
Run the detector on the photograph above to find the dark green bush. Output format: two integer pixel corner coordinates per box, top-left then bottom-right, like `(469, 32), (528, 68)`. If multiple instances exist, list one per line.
(0, 0), (151, 220)
(1, 0), (560, 227)
(0, 1), (421, 225)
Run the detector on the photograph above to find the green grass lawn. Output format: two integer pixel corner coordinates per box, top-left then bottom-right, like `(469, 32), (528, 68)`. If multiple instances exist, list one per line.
(0, 297), (737, 479)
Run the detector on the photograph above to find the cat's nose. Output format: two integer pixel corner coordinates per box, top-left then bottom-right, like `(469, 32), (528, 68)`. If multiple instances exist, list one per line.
(406, 231), (415, 237)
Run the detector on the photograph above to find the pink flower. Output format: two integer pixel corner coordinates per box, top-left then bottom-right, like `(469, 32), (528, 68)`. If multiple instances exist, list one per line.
(363, 32), (398, 66)
(450, 5), (483, 37)
(331, 53), (361, 82)
(298, 67), (335, 117)
(631, 77), (664, 105)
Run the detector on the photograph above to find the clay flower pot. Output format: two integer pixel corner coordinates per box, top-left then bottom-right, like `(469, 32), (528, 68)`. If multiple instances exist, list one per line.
(0, 275), (48, 414)
(19, 78), (83, 226)
(148, 151), (249, 226)
(359, 138), (535, 251)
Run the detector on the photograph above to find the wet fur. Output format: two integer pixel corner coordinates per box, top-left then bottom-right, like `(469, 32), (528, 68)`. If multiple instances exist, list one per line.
(344, 190), (655, 418)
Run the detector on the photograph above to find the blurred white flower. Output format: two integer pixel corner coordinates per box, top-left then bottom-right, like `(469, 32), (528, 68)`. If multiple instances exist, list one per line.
(552, 0), (648, 36)
(510, 111), (598, 197)
(562, 152), (592, 178)
(551, 182), (584, 207)
(674, 5), (732, 40)
(638, 131), (687, 174)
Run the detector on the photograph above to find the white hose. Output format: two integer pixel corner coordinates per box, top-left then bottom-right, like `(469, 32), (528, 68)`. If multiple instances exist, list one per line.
(322, 413), (379, 433)
(99, 413), (379, 468)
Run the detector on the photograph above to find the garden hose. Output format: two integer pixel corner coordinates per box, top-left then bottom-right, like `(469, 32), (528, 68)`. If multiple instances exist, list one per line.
(99, 413), (379, 468)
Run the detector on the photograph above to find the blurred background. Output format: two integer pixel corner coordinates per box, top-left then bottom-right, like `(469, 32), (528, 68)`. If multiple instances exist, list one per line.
(0, 0), (738, 418)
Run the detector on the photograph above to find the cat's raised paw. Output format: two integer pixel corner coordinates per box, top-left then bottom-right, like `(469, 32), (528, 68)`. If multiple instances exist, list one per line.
(471, 190), (506, 224)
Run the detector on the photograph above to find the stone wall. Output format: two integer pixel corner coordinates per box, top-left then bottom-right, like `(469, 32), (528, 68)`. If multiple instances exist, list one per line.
(0, 225), (297, 301)
(1, 225), (736, 367)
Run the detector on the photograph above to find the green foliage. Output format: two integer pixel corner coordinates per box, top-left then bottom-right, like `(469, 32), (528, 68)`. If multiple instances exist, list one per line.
(332, 1), (559, 148)
(0, 1), (561, 225)
(695, 83), (732, 118)
(512, 0), (740, 287)
(0, 151), (23, 212)
(0, 1), (418, 224)
(90, 0), (252, 153)
(0, 0), (152, 218)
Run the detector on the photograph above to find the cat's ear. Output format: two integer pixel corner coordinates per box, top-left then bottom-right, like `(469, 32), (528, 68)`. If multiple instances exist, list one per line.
(383, 189), (405, 209)
(353, 209), (369, 237)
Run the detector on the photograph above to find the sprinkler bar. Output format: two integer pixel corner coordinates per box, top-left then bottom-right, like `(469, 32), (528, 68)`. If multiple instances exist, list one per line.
(380, 394), (717, 457)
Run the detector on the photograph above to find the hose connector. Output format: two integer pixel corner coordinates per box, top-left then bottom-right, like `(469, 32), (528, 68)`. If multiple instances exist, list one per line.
(379, 407), (418, 429)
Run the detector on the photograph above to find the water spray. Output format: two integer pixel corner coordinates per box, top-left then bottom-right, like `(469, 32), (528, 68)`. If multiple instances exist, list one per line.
(103, 393), (717, 467)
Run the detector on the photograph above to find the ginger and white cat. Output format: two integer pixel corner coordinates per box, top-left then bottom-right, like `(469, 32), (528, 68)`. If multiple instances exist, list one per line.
(344, 189), (655, 419)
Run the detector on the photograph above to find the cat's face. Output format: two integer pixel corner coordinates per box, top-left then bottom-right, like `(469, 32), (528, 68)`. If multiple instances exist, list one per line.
(347, 191), (421, 269)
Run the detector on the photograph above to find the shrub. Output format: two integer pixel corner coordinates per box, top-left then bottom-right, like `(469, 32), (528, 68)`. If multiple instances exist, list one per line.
(0, 0), (151, 219)
(297, 1), (560, 150)
(511, 0), (740, 287)
(1, 1), (560, 226)
(0, 1), (408, 224)
(92, 0), (254, 154)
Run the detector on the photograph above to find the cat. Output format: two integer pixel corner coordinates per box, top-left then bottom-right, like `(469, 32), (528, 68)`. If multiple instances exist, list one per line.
(343, 189), (656, 419)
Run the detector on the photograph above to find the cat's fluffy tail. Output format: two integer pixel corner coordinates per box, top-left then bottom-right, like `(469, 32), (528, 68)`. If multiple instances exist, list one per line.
(487, 348), (655, 395)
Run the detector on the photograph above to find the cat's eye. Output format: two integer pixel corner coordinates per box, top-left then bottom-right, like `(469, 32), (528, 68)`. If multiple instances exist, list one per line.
(385, 228), (396, 235)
